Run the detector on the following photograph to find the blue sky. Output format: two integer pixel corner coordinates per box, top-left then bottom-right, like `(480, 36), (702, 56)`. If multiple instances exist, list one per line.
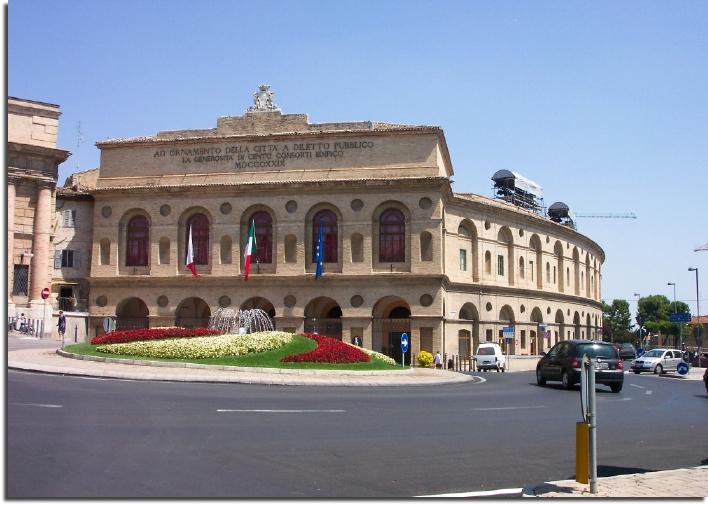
(8, 0), (708, 318)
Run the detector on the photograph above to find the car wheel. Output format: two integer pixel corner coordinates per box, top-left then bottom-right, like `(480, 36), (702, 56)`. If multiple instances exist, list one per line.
(610, 383), (622, 393)
(633, 370), (641, 374)
(536, 367), (546, 386)
(562, 370), (573, 389)
(655, 364), (664, 375)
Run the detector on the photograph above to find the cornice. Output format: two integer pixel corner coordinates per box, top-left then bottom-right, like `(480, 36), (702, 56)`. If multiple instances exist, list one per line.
(7, 141), (71, 162)
(90, 175), (449, 195)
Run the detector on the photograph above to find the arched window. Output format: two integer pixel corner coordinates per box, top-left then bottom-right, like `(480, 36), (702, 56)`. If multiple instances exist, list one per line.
(312, 209), (338, 263)
(126, 215), (149, 266)
(186, 213), (209, 265)
(379, 208), (405, 262)
(250, 211), (273, 264)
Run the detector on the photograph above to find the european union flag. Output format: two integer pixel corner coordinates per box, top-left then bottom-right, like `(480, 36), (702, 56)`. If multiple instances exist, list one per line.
(315, 223), (324, 280)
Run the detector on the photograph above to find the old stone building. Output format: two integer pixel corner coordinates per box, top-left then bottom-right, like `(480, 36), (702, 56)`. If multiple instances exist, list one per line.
(87, 86), (604, 361)
(8, 97), (70, 335)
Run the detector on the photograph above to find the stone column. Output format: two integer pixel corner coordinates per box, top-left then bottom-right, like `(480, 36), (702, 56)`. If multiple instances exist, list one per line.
(29, 183), (53, 301)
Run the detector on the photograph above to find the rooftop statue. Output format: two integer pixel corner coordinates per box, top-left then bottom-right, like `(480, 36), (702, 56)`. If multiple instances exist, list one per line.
(247, 84), (280, 113)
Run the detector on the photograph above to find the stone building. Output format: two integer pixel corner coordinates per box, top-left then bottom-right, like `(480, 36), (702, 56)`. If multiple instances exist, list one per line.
(7, 97), (70, 335)
(87, 86), (604, 360)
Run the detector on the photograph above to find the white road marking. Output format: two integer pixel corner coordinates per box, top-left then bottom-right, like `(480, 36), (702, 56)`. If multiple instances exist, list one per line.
(471, 406), (545, 411)
(472, 376), (487, 383)
(646, 390), (653, 395)
(217, 409), (346, 413)
(630, 384), (645, 389)
(418, 487), (522, 497)
(10, 403), (62, 408)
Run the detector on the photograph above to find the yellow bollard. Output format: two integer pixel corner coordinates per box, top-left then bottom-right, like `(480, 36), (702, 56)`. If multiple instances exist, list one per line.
(576, 422), (589, 484)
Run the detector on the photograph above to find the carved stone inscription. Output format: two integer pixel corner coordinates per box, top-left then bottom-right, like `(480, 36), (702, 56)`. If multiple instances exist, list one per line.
(152, 140), (376, 169)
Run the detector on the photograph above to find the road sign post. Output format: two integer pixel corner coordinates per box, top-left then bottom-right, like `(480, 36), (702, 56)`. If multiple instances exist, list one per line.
(503, 326), (514, 371)
(400, 333), (409, 368)
(41, 287), (50, 340)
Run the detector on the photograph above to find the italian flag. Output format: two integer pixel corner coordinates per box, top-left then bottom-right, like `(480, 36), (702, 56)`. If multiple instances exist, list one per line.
(243, 220), (256, 281)
(186, 226), (199, 277)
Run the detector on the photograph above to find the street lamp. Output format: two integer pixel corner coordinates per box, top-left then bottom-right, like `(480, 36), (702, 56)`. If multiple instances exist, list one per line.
(688, 268), (701, 360)
(668, 282), (678, 348)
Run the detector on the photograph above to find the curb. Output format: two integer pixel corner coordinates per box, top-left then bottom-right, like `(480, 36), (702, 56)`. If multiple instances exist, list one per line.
(8, 348), (478, 387)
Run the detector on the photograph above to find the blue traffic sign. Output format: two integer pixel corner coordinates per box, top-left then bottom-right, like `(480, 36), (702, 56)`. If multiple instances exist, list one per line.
(670, 312), (692, 323)
(400, 333), (409, 353)
(677, 361), (689, 375)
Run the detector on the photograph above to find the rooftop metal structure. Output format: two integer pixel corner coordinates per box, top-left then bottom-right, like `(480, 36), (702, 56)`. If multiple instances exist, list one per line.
(491, 170), (545, 215)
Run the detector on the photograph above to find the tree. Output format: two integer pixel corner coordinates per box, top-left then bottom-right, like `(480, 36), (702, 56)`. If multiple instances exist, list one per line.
(638, 295), (690, 341)
(601, 299), (633, 342)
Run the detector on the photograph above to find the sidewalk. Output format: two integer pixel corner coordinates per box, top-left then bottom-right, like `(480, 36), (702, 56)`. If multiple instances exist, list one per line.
(523, 465), (708, 498)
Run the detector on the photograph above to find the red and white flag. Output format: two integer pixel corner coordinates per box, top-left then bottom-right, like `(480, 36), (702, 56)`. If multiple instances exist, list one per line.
(186, 226), (199, 277)
(243, 220), (256, 281)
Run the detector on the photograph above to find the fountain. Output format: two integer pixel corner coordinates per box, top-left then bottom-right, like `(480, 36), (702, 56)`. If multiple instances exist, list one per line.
(209, 307), (274, 334)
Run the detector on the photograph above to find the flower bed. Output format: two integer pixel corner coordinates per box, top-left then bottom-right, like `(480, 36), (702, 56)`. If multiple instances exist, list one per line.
(95, 331), (293, 360)
(356, 346), (397, 366)
(281, 333), (370, 364)
(90, 327), (223, 345)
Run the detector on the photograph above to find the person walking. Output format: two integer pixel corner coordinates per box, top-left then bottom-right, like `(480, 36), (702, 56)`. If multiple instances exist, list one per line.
(57, 311), (66, 339)
(434, 351), (443, 369)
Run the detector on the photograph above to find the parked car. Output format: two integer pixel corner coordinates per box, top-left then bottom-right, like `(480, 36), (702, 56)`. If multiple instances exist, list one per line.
(690, 352), (708, 368)
(475, 342), (506, 372)
(536, 340), (624, 393)
(630, 348), (684, 375)
(619, 343), (637, 360)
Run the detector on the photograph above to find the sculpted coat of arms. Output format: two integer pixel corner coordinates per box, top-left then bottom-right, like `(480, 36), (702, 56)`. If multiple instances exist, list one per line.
(247, 84), (280, 112)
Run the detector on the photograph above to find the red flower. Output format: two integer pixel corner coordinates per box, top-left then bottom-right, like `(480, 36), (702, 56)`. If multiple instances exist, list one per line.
(282, 332), (370, 364)
(90, 327), (223, 345)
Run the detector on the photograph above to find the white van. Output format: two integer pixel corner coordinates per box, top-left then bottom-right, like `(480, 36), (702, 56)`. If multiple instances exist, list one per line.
(475, 342), (506, 372)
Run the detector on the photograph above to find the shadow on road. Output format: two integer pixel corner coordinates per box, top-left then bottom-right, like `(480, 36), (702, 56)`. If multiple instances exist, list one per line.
(597, 465), (656, 477)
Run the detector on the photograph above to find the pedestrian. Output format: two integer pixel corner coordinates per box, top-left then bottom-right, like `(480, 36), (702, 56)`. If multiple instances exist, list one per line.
(434, 351), (442, 369)
(16, 313), (26, 331)
(57, 310), (66, 339)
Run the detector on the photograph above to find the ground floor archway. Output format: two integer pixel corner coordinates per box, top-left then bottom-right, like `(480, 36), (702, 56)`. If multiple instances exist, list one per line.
(175, 297), (211, 328)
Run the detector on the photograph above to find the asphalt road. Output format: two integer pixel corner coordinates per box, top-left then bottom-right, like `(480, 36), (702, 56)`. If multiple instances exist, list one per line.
(7, 365), (708, 498)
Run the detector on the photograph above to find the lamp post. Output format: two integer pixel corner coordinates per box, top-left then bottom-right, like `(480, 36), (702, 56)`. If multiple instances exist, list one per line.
(634, 293), (642, 349)
(688, 268), (701, 360)
(668, 282), (678, 348)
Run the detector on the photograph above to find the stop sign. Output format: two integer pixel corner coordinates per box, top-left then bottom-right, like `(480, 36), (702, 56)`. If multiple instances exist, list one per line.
(41, 287), (50, 299)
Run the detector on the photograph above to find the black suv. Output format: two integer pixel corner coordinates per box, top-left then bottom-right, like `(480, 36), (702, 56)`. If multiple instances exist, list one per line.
(536, 340), (624, 393)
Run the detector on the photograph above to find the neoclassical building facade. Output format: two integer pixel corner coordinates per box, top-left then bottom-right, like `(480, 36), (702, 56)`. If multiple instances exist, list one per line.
(86, 87), (604, 361)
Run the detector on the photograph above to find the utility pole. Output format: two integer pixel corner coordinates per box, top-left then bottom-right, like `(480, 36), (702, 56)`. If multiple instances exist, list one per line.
(688, 268), (701, 359)
(668, 282), (677, 348)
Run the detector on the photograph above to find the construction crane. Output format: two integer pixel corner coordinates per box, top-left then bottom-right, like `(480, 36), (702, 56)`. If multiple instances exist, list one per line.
(695, 242), (708, 252)
(574, 212), (637, 219)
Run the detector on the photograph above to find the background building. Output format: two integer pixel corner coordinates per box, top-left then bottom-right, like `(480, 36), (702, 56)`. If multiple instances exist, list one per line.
(84, 87), (604, 361)
(7, 97), (70, 336)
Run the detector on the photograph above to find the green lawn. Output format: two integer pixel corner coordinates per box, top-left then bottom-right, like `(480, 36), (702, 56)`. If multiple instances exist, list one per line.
(63, 335), (404, 371)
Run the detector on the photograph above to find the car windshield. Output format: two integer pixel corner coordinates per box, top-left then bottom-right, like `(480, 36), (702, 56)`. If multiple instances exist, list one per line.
(576, 344), (618, 359)
(642, 349), (665, 358)
(477, 348), (494, 355)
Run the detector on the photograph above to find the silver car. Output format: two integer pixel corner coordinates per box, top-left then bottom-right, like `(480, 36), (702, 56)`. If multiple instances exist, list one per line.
(631, 348), (685, 375)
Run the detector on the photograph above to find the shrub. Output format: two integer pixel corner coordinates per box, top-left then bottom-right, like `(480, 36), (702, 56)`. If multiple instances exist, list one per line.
(282, 333), (370, 364)
(95, 331), (293, 360)
(91, 327), (222, 345)
(417, 350), (433, 367)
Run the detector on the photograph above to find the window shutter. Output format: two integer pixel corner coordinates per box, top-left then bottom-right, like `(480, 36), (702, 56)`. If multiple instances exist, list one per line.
(54, 251), (62, 269)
